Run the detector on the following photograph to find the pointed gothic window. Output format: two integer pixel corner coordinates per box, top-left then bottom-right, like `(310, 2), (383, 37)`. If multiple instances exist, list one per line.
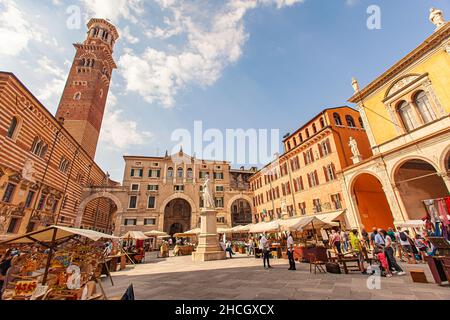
(74, 92), (81, 100)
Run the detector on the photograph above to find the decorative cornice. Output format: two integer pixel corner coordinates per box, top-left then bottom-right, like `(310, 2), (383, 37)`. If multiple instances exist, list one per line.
(349, 22), (450, 103)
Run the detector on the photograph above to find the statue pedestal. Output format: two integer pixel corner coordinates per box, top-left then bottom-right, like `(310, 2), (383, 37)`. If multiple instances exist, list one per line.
(351, 155), (363, 164)
(192, 208), (226, 262)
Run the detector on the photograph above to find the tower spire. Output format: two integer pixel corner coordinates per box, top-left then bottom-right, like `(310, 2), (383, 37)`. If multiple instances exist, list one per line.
(56, 18), (119, 159)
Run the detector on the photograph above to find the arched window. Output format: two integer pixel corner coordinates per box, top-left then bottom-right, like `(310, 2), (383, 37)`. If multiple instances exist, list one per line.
(293, 137), (297, 146)
(167, 167), (174, 178)
(287, 141), (291, 150)
(40, 144), (48, 158)
(187, 168), (193, 179)
(320, 117), (325, 128)
(346, 115), (356, 128)
(333, 113), (342, 126)
(177, 167), (184, 179)
(30, 137), (47, 158)
(358, 117), (365, 129)
(414, 91), (436, 124)
(312, 124), (317, 134)
(305, 129), (310, 138)
(299, 133), (303, 142)
(397, 101), (416, 132)
(7, 116), (18, 139)
(74, 92), (81, 101)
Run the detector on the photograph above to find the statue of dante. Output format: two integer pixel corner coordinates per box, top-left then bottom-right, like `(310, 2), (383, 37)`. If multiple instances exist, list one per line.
(429, 8), (446, 30)
(349, 137), (361, 158)
(202, 174), (215, 209)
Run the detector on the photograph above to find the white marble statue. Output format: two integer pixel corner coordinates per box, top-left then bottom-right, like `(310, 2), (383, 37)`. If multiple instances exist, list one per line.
(349, 137), (361, 158)
(352, 77), (360, 93)
(202, 174), (215, 209)
(281, 198), (287, 215)
(429, 8), (446, 30)
(22, 159), (35, 182)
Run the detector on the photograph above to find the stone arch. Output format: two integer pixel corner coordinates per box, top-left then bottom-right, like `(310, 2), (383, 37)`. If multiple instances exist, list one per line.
(390, 154), (440, 184)
(439, 144), (450, 174)
(226, 194), (253, 215)
(159, 193), (197, 214)
(75, 191), (123, 228)
(350, 171), (395, 230)
(227, 194), (254, 227)
(392, 156), (448, 220)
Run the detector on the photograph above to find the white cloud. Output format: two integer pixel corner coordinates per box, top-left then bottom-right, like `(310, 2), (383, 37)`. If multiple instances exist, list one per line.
(118, 0), (303, 108)
(80, 0), (144, 23)
(99, 92), (154, 150)
(0, 0), (43, 56)
(120, 26), (140, 44)
(35, 57), (68, 111)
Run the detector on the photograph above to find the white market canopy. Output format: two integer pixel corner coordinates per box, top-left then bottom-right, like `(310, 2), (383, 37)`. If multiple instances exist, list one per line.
(217, 227), (232, 234)
(249, 221), (281, 233)
(185, 228), (201, 235)
(144, 230), (169, 237)
(230, 225), (251, 233)
(121, 231), (149, 240)
(395, 220), (426, 228)
(0, 225), (118, 245)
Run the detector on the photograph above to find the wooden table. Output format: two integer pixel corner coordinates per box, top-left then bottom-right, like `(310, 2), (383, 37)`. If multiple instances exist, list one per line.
(328, 256), (361, 274)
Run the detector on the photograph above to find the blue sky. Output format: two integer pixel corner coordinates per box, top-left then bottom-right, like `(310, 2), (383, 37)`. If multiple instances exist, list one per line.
(1, 0), (449, 181)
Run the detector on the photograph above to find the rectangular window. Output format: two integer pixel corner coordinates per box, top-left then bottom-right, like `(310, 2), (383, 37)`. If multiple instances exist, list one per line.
(129, 196), (138, 209)
(37, 194), (46, 211)
(215, 197), (224, 208)
(7, 218), (21, 234)
(331, 194), (342, 210)
(199, 171), (208, 179)
(144, 218), (156, 225)
(124, 219), (137, 226)
(216, 186), (224, 192)
(148, 169), (161, 178)
(147, 185), (159, 192)
(299, 202), (307, 215)
(148, 196), (156, 209)
(24, 191), (35, 208)
(131, 168), (143, 178)
(174, 185), (184, 192)
(2, 183), (16, 203)
(131, 184), (140, 191)
(214, 172), (224, 180)
(313, 199), (322, 213)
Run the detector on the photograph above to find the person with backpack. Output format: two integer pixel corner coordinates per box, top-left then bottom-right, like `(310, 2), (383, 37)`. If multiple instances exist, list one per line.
(414, 234), (429, 263)
(398, 228), (416, 264)
(380, 230), (405, 276)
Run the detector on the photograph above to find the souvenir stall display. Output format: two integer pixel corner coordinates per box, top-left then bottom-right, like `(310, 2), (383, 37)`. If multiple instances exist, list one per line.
(172, 233), (197, 256)
(423, 197), (450, 239)
(0, 226), (117, 300)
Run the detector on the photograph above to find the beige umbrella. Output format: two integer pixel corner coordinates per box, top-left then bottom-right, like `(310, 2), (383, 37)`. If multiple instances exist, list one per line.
(144, 230), (169, 237)
(121, 231), (149, 240)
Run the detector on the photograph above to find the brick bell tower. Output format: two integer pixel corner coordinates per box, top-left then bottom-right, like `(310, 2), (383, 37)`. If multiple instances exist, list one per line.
(56, 18), (119, 159)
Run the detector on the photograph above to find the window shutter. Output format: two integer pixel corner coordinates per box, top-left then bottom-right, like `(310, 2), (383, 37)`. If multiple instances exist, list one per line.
(307, 173), (312, 188)
(303, 153), (307, 165)
(293, 179), (298, 192)
(314, 171), (319, 185)
(323, 167), (329, 182)
(318, 144), (323, 158)
(131, 169), (135, 177)
(327, 139), (332, 153)
(300, 176), (304, 190)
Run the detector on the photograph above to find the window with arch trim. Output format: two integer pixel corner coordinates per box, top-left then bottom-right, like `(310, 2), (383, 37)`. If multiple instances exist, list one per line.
(6, 116), (19, 139)
(177, 167), (184, 179)
(333, 113), (342, 126)
(346, 115), (356, 128)
(312, 123), (317, 134)
(414, 90), (437, 124)
(319, 117), (325, 128)
(30, 137), (48, 158)
(358, 117), (365, 129)
(73, 92), (81, 101)
(167, 167), (174, 178)
(397, 101), (417, 132)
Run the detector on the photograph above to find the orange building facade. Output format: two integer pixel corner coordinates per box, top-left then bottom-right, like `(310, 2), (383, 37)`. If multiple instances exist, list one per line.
(249, 107), (372, 225)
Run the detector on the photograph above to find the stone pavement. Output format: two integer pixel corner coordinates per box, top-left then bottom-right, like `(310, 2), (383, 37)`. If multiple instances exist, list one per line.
(102, 254), (450, 300)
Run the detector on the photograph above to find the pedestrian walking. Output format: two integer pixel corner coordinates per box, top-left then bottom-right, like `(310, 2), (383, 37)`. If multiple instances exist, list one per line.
(259, 234), (272, 269)
(287, 232), (296, 271)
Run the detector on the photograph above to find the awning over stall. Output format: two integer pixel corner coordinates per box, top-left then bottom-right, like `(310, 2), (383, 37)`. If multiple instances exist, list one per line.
(121, 231), (149, 240)
(144, 230), (169, 237)
(0, 226), (117, 245)
(315, 210), (345, 226)
(394, 220), (426, 228)
(249, 221), (280, 233)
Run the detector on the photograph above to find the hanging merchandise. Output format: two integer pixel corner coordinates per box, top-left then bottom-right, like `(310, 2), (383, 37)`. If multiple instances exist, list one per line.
(437, 198), (450, 226)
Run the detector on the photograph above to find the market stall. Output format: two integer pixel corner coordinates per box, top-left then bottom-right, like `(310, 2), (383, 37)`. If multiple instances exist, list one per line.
(0, 226), (117, 300)
(144, 231), (170, 251)
(120, 231), (150, 263)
